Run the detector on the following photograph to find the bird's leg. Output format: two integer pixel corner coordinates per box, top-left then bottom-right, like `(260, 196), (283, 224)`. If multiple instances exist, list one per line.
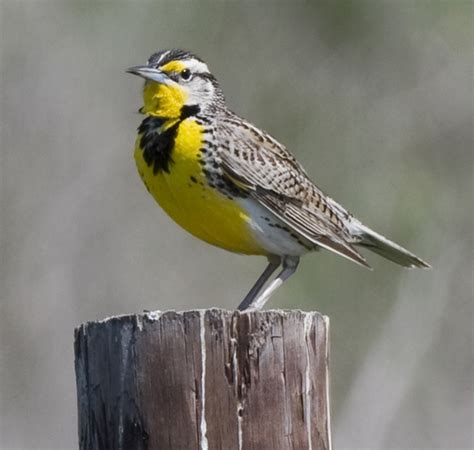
(237, 256), (281, 311)
(239, 256), (300, 311)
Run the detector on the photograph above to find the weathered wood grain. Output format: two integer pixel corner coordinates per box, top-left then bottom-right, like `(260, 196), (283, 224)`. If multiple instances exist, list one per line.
(75, 309), (331, 450)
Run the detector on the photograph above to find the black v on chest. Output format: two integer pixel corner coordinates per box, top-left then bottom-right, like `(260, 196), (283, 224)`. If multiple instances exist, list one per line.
(138, 117), (178, 174)
(138, 105), (201, 175)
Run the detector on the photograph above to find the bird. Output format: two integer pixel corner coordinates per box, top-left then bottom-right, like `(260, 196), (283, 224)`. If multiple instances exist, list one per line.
(127, 49), (430, 311)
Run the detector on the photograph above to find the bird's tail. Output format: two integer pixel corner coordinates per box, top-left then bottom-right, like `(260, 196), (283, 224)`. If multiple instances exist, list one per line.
(353, 222), (431, 269)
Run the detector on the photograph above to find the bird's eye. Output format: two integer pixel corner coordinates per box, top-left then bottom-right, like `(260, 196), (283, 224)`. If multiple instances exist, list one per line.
(180, 68), (192, 81)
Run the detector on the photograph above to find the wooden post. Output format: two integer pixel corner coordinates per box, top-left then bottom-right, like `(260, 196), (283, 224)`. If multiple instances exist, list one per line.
(74, 309), (331, 450)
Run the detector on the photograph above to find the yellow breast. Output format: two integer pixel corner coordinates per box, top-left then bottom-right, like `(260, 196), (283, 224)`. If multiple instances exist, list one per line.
(134, 118), (266, 255)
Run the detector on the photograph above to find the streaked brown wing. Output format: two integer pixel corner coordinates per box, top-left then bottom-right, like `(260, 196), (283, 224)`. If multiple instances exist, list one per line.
(218, 117), (371, 268)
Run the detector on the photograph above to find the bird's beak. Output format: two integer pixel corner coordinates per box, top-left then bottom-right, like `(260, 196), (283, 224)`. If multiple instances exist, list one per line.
(126, 65), (173, 85)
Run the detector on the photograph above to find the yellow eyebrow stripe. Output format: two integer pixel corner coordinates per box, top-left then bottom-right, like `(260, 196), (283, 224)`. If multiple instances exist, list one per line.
(160, 60), (186, 73)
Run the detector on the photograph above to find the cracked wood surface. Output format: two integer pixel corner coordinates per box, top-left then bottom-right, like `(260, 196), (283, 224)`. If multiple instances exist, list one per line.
(74, 309), (331, 450)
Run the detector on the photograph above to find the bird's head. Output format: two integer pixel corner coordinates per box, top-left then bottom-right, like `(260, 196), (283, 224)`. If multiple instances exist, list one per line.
(127, 49), (223, 120)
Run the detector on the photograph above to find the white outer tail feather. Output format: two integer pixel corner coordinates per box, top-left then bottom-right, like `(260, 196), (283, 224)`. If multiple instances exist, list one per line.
(351, 222), (431, 269)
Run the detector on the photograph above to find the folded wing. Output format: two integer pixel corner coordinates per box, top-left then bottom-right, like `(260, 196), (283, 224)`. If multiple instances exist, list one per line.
(217, 117), (371, 268)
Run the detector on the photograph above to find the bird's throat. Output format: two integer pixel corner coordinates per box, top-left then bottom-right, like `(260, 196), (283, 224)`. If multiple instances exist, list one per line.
(142, 82), (187, 119)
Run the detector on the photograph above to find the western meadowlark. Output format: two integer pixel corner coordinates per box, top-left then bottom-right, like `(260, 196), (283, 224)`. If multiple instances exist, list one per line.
(127, 49), (430, 310)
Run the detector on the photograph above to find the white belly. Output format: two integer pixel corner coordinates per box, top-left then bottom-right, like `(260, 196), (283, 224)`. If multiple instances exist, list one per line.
(237, 198), (313, 256)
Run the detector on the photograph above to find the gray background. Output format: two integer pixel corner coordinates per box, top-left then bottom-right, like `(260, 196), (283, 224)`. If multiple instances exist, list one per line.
(0, 1), (472, 449)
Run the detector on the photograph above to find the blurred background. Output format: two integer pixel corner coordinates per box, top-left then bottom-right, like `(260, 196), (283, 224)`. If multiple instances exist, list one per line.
(0, 1), (472, 449)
